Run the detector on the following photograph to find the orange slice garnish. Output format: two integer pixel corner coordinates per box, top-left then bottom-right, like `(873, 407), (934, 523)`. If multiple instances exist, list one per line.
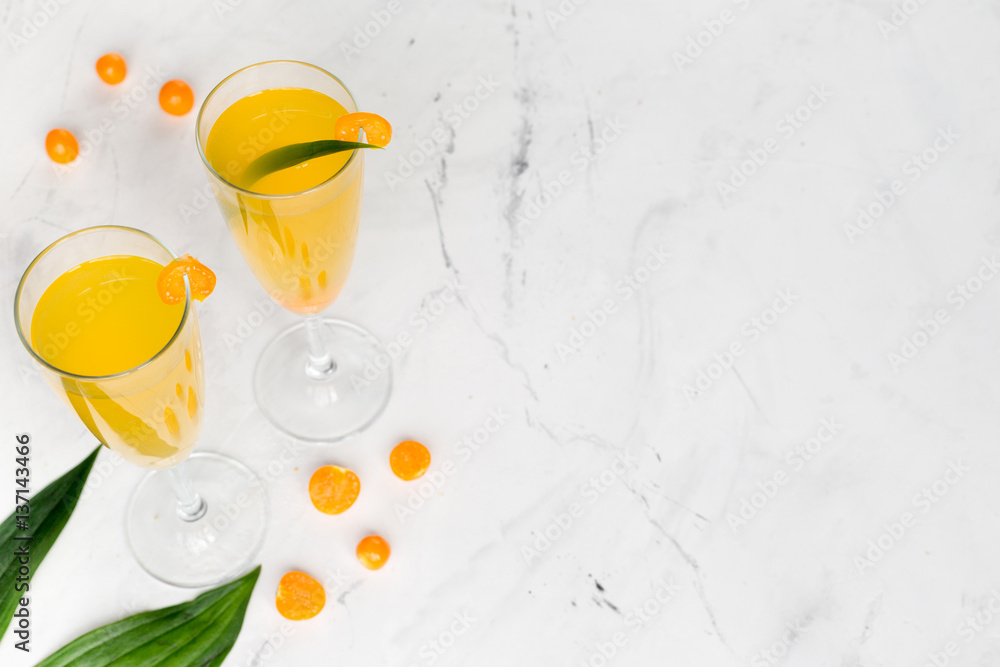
(309, 465), (361, 515)
(276, 571), (326, 620)
(334, 112), (392, 147)
(157, 255), (216, 305)
(390, 440), (431, 481)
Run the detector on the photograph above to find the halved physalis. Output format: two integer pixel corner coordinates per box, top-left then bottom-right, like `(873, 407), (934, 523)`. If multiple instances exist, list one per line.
(157, 254), (216, 305)
(46, 129), (79, 164)
(276, 571), (325, 620)
(356, 535), (390, 570)
(96, 53), (127, 84)
(160, 79), (194, 116)
(390, 440), (430, 481)
(334, 112), (392, 147)
(309, 465), (360, 515)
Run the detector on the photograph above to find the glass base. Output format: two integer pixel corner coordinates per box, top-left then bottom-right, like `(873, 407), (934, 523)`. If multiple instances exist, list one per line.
(126, 453), (269, 588)
(254, 318), (392, 442)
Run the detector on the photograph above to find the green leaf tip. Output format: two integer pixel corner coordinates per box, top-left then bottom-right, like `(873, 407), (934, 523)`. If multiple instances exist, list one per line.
(242, 139), (381, 187)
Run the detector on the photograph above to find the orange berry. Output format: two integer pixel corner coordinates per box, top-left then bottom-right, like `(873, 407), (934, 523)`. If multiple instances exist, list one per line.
(45, 129), (79, 164)
(309, 465), (360, 515)
(275, 571), (325, 620)
(356, 535), (390, 570)
(96, 53), (126, 84)
(334, 112), (392, 147)
(390, 440), (431, 481)
(157, 254), (216, 304)
(159, 79), (194, 116)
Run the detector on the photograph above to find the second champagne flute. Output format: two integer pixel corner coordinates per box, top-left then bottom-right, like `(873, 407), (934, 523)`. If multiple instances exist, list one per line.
(196, 61), (391, 442)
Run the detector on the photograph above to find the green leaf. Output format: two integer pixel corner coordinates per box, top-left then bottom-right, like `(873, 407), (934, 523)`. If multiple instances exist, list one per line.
(0, 446), (99, 637)
(37, 566), (261, 667)
(242, 139), (380, 186)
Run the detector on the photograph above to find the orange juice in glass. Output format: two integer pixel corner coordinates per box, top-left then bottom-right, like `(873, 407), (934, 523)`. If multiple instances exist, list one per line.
(197, 61), (391, 442)
(15, 226), (268, 587)
(30, 253), (203, 469)
(203, 86), (363, 314)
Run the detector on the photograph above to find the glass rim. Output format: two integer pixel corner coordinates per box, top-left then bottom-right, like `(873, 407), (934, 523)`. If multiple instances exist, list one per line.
(195, 60), (362, 201)
(13, 225), (192, 382)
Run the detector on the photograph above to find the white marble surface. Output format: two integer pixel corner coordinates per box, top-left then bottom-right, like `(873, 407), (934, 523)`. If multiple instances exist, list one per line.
(3, 0), (1000, 665)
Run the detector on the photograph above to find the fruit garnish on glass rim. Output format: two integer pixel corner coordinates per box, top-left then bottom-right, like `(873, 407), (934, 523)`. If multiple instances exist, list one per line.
(157, 255), (216, 304)
(241, 112), (392, 186)
(334, 112), (392, 146)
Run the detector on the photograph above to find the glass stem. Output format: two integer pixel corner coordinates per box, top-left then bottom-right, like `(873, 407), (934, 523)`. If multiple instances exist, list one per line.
(304, 313), (337, 379)
(166, 463), (207, 522)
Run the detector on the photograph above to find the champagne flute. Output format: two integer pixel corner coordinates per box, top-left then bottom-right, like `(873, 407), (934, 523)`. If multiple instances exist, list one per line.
(196, 60), (391, 442)
(14, 225), (269, 587)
